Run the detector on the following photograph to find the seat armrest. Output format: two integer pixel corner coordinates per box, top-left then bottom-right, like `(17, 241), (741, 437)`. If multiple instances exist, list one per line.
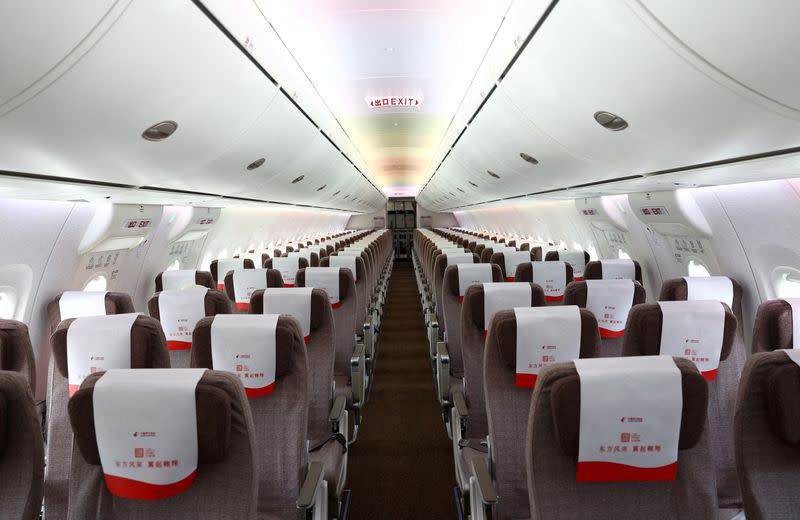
(471, 457), (498, 505)
(452, 389), (468, 435)
(329, 394), (347, 433)
(435, 341), (450, 405)
(351, 342), (366, 405)
(297, 461), (325, 510)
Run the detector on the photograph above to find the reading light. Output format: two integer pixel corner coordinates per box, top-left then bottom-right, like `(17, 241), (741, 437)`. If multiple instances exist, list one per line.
(142, 121), (178, 141)
(594, 111), (628, 131)
(247, 158), (265, 170)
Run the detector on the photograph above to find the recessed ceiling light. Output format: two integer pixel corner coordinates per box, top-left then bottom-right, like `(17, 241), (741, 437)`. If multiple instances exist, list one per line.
(247, 157), (265, 170)
(291, 175), (305, 184)
(519, 152), (539, 165)
(393, 122), (399, 126)
(142, 120), (178, 141)
(594, 111), (628, 131)
(487, 170), (501, 179)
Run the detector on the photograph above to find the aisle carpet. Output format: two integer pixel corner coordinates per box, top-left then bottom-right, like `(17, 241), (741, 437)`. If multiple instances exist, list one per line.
(346, 264), (457, 519)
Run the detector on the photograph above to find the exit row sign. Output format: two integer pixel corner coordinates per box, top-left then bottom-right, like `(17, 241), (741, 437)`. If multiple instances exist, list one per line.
(366, 96), (422, 108)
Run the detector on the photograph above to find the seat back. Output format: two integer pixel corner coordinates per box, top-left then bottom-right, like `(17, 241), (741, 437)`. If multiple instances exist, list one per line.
(442, 264), (501, 378)
(514, 261), (574, 304)
(584, 259), (643, 284)
(751, 298), (798, 352)
(210, 258), (256, 290)
(624, 290), (741, 508)
(564, 280), (646, 357)
(250, 288), (334, 441)
(544, 250), (590, 280)
(489, 251), (535, 281)
(191, 315), (309, 519)
(432, 252), (480, 333)
(526, 358), (714, 519)
(67, 370), (257, 519)
(265, 257), (309, 288)
(148, 289), (230, 367)
(45, 314), (170, 520)
(484, 307), (599, 519)
(460, 283), (545, 439)
(322, 255), (367, 331)
(154, 270), (214, 291)
(223, 268), (284, 312)
(735, 350), (800, 519)
(0, 320), (36, 391)
(0, 371), (44, 520)
(296, 267), (356, 377)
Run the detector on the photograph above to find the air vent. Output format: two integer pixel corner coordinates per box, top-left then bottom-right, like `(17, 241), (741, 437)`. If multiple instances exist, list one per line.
(469, 181), (479, 188)
(332, 190), (341, 196)
(487, 170), (500, 179)
(142, 121), (178, 141)
(316, 185), (327, 191)
(247, 157), (265, 170)
(291, 175), (305, 184)
(457, 187), (465, 192)
(519, 152), (539, 165)
(594, 111), (628, 131)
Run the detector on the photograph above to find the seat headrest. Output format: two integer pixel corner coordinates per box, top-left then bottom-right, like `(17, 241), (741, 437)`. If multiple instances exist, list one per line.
(154, 271), (214, 292)
(210, 259), (256, 282)
(0, 391), (6, 454)
(434, 253), (481, 278)
(68, 371), (232, 465)
(584, 260), (643, 284)
(564, 280), (647, 307)
(223, 269), (284, 300)
(147, 289), (231, 319)
(191, 315), (304, 379)
(549, 358), (708, 456)
(464, 283), (546, 330)
(294, 268), (352, 301)
(752, 299), (794, 353)
(0, 320), (35, 386)
(514, 261), (574, 284)
(765, 360), (800, 444)
(623, 303), (737, 361)
(247, 288), (328, 332)
(264, 257), (310, 271)
(659, 277), (742, 316)
(48, 292), (136, 331)
(489, 308), (600, 370)
(443, 263), (503, 297)
(545, 250), (590, 264)
(50, 315), (170, 378)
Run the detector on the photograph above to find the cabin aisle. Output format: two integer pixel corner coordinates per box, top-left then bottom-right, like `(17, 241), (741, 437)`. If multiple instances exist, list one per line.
(347, 264), (457, 519)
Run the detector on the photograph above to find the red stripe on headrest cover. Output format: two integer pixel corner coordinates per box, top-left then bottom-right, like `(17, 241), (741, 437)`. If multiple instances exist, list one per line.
(574, 276), (584, 282)
(505, 277), (514, 282)
(576, 461), (677, 482)
(457, 296), (464, 303)
(217, 284), (225, 291)
(235, 302), (250, 311)
(482, 330), (488, 341)
(245, 381), (275, 398)
(104, 470), (197, 500)
(544, 295), (564, 302)
(167, 340), (192, 351)
(304, 335), (310, 344)
(68, 384), (80, 398)
(701, 368), (717, 381)
(284, 283), (294, 288)
(599, 328), (625, 339)
(515, 373), (537, 388)
(331, 301), (342, 309)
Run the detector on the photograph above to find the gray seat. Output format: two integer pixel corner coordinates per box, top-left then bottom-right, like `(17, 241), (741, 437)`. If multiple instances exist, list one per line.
(192, 315), (328, 519)
(564, 280), (646, 357)
(453, 283), (545, 499)
(45, 314), (170, 520)
(0, 319), (36, 392)
(479, 307), (600, 519)
(66, 370), (261, 519)
(0, 370), (44, 520)
(148, 289), (231, 368)
(734, 350), (800, 520)
(623, 298), (739, 512)
(249, 288), (347, 512)
(296, 267), (366, 437)
(524, 358), (714, 520)
(658, 277), (746, 509)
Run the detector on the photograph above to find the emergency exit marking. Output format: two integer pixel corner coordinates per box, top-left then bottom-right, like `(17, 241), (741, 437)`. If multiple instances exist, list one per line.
(365, 96), (422, 108)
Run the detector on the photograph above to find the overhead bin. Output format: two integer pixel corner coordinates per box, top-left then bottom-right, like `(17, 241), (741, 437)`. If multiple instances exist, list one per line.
(500, 0), (800, 176)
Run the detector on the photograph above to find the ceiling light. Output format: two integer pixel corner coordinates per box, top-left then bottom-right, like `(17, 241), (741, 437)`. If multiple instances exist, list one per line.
(142, 121), (178, 141)
(247, 157), (265, 170)
(594, 111), (628, 131)
(487, 170), (501, 179)
(519, 153), (539, 165)
(291, 175), (305, 184)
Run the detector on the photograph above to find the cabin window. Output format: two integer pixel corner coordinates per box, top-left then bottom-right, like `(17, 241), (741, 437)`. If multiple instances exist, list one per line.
(0, 286), (18, 320)
(687, 259), (711, 277)
(618, 249), (631, 260)
(166, 258), (180, 271)
(83, 274), (108, 292)
(775, 269), (800, 298)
